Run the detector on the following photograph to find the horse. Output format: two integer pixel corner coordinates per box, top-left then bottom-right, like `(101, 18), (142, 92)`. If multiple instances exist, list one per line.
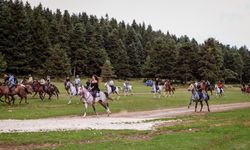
(104, 82), (120, 100)
(32, 80), (60, 100)
(152, 84), (163, 98)
(201, 81), (214, 95)
(65, 81), (78, 104)
(164, 80), (175, 97)
(214, 84), (224, 97)
(32, 80), (45, 100)
(0, 83), (33, 105)
(187, 84), (210, 112)
(78, 86), (111, 117)
(43, 83), (60, 100)
(123, 83), (133, 96)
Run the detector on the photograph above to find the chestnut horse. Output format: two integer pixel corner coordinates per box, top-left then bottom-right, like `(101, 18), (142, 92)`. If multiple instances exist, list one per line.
(164, 80), (175, 97)
(0, 83), (32, 105)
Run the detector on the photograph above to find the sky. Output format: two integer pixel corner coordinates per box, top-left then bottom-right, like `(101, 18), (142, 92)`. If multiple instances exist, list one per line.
(24, 0), (250, 49)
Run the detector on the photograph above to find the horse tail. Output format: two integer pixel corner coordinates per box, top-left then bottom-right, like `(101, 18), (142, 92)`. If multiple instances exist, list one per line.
(104, 92), (113, 101)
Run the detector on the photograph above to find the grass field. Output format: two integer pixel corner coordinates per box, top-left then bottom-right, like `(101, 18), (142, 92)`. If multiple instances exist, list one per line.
(0, 108), (250, 149)
(0, 79), (249, 119)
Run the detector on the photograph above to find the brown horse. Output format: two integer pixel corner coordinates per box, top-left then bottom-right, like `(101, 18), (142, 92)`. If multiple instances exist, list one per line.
(32, 80), (45, 100)
(0, 84), (32, 105)
(164, 80), (175, 97)
(200, 81), (214, 95)
(32, 80), (60, 100)
(241, 85), (250, 94)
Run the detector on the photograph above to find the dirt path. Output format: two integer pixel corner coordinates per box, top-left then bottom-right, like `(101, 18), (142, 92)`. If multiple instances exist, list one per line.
(0, 102), (250, 133)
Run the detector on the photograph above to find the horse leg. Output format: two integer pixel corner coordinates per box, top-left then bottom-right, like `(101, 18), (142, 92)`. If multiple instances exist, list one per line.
(200, 101), (203, 112)
(11, 95), (15, 105)
(98, 101), (111, 116)
(39, 92), (44, 101)
(195, 101), (198, 112)
(83, 102), (88, 117)
(188, 98), (192, 109)
(18, 94), (23, 104)
(68, 96), (72, 104)
(205, 100), (210, 112)
(32, 92), (38, 97)
(92, 103), (98, 116)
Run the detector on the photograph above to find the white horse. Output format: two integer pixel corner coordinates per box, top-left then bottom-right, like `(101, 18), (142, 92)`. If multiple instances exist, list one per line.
(215, 84), (224, 97)
(152, 84), (163, 98)
(78, 86), (111, 117)
(104, 82), (120, 100)
(66, 81), (78, 104)
(123, 83), (133, 96)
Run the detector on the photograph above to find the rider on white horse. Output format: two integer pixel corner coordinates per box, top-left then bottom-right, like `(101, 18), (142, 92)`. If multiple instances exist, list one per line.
(90, 75), (100, 100)
(74, 75), (81, 95)
(108, 79), (116, 93)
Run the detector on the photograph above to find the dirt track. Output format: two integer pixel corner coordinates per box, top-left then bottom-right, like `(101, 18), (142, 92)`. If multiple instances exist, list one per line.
(0, 102), (250, 133)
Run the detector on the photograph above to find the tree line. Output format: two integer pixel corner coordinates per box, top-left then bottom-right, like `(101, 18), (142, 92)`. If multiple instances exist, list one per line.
(0, 0), (250, 84)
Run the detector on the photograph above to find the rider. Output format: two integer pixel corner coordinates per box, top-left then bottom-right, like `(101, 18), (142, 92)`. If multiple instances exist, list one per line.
(108, 78), (115, 92)
(28, 74), (33, 83)
(90, 75), (100, 100)
(124, 79), (130, 90)
(155, 78), (160, 91)
(8, 73), (16, 95)
(74, 75), (81, 94)
(205, 79), (211, 87)
(217, 81), (223, 95)
(40, 78), (46, 91)
(85, 79), (91, 90)
(3, 74), (9, 85)
(196, 81), (203, 99)
(64, 77), (70, 87)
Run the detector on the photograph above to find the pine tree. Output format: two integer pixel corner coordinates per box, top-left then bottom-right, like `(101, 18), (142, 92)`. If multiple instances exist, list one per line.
(69, 22), (86, 75)
(100, 60), (116, 82)
(30, 3), (50, 74)
(197, 38), (223, 82)
(45, 44), (71, 76)
(125, 27), (141, 77)
(105, 29), (130, 77)
(4, 0), (32, 74)
(239, 46), (250, 83)
(0, 52), (7, 73)
(176, 36), (195, 83)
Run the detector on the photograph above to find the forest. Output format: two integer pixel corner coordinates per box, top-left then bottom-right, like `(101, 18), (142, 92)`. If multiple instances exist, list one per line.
(0, 0), (250, 83)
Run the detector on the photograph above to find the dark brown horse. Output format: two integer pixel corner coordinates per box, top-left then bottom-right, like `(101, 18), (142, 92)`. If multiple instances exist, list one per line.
(241, 85), (250, 94)
(32, 80), (60, 100)
(164, 80), (175, 97)
(32, 80), (45, 100)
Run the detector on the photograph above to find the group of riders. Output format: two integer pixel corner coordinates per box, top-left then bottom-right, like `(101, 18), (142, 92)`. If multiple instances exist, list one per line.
(64, 74), (132, 101)
(0, 73), (60, 104)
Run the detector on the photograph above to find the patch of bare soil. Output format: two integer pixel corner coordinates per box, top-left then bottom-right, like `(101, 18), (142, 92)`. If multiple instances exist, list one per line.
(0, 102), (250, 133)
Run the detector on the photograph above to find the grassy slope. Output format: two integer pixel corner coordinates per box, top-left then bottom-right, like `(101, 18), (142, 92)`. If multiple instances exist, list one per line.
(0, 108), (250, 150)
(0, 79), (249, 119)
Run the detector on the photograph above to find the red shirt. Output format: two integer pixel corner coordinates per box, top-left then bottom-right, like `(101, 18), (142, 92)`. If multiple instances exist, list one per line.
(217, 82), (222, 88)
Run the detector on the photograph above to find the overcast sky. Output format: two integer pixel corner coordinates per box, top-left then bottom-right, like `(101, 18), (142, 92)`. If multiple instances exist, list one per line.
(24, 0), (250, 49)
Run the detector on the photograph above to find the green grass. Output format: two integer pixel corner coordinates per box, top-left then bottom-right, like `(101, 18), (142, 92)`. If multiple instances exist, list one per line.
(1, 108), (250, 150)
(0, 79), (249, 119)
